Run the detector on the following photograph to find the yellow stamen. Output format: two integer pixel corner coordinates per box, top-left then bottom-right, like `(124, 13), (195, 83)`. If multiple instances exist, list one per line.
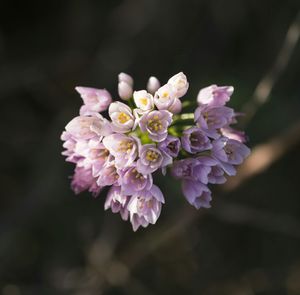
(140, 98), (148, 106)
(146, 150), (159, 162)
(118, 112), (131, 124)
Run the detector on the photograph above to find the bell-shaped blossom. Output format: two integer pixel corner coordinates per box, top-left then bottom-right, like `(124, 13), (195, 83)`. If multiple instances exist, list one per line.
(197, 85), (234, 106)
(105, 186), (129, 221)
(75, 87), (112, 115)
(109, 102), (136, 133)
(61, 131), (82, 164)
(208, 164), (226, 184)
(212, 137), (250, 175)
(76, 139), (110, 171)
(172, 157), (214, 185)
(154, 84), (176, 110)
(193, 157), (217, 184)
(118, 72), (133, 100)
(65, 115), (112, 140)
(181, 127), (212, 154)
(147, 76), (160, 94)
(71, 166), (102, 197)
(139, 110), (172, 142)
(182, 180), (212, 209)
(168, 72), (189, 98)
(102, 134), (138, 168)
(194, 105), (234, 138)
(119, 164), (153, 195)
(137, 144), (171, 174)
(158, 135), (181, 158)
(212, 137), (250, 165)
(133, 90), (154, 111)
(96, 162), (120, 186)
(172, 158), (195, 180)
(127, 185), (165, 231)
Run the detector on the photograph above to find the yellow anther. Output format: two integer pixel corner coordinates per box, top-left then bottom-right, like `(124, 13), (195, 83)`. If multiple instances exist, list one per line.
(146, 150), (159, 162)
(162, 92), (169, 98)
(118, 112), (131, 124)
(140, 98), (148, 106)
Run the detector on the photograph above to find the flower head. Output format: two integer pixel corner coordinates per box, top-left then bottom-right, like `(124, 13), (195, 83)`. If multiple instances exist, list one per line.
(61, 72), (250, 231)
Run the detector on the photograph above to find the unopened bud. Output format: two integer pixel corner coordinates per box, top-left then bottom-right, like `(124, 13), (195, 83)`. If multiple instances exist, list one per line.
(147, 76), (160, 94)
(118, 81), (133, 100)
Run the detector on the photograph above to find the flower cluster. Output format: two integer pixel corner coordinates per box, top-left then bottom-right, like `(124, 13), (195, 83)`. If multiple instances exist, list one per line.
(61, 72), (250, 231)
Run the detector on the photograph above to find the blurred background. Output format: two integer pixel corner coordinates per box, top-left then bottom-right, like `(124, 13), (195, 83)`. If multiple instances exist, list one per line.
(1, 0), (300, 294)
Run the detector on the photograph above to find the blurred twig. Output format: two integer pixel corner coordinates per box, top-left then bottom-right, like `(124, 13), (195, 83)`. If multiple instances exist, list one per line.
(241, 11), (300, 126)
(224, 120), (300, 190)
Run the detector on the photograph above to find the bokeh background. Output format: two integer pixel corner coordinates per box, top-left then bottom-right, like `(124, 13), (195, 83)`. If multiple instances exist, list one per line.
(1, 0), (300, 294)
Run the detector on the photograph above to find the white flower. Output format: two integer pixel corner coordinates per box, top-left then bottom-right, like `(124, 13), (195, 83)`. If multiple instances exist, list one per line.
(168, 72), (189, 98)
(133, 90), (154, 111)
(109, 101), (136, 133)
(154, 83), (176, 110)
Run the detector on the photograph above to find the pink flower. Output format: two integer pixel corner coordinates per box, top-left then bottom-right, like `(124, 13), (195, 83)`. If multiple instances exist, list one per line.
(102, 134), (139, 169)
(139, 110), (172, 142)
(71, 166), (102, 197)
(75, 87), (112, 115)
(105, 186), (129, 221)
(127, 185), (165, 231)
(154, 84), (176, 110)
(65, 114), (112, 139)
(197, 85), (234, 106)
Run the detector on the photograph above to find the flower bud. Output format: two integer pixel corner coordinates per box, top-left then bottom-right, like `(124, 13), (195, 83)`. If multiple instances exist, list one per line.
(118, 72), (133, 86)
(168, 72), (189, 98)
(118, 81), (133, 100)
(147, 76), (160, 94)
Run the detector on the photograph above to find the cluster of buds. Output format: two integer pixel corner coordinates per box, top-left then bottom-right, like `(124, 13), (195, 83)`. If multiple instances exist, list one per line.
(61, 72), (250, 231)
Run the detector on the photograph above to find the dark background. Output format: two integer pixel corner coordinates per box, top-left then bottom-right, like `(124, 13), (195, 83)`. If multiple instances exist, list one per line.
(1, 0), (300, 294)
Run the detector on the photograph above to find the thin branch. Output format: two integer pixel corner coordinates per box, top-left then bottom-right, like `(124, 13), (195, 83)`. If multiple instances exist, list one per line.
(241, 11), (300, 126)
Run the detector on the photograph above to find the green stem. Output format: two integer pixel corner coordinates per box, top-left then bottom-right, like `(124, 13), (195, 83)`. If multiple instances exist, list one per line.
(173, 112), (194, 122)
